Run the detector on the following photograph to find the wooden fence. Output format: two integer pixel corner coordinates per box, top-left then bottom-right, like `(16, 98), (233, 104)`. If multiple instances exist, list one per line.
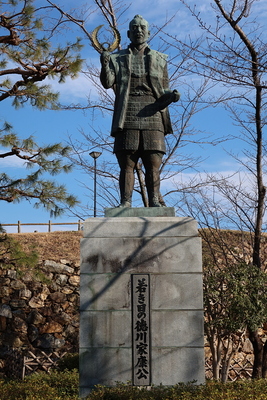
(5, 348), (254, 381)
(5, 349), (69, 379)
(205, 357), (253, 381)
(22, 350), (67, 379)
(1, 220), (83, 233)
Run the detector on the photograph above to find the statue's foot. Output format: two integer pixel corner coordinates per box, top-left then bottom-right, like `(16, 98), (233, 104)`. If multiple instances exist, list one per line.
(149, 201), (163, 207)
(117, 200), (131, 208)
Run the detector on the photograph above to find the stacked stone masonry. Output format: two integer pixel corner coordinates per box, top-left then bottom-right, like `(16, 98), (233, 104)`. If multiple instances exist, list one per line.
(0, 258), (80, 368)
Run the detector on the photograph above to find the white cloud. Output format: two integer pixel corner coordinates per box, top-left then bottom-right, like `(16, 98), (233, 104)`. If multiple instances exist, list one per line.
(48, 71), (99, 103)
(0, 150), (26, 168)
(161, 166), (265, 197)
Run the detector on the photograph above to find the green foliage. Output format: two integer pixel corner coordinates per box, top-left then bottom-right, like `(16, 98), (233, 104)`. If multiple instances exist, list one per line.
(87, 380), (267, 400)
(1, 376), (267, 400)
(86, 380), (267, 399)
(0, 370), (78, 400)
(203, 261), (267, 381)
(56, 353), (79, 372)
(204, 261), (267, 334)
(0, 121), (79, 216)
(0, 232), (50, 281)
(0, 0), (83, 215)
(0, 233), (38, 270)
(0, 0), (83, 109)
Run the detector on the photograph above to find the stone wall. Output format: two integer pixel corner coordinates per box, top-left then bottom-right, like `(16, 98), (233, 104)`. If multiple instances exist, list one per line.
(0, 257), (80, 360)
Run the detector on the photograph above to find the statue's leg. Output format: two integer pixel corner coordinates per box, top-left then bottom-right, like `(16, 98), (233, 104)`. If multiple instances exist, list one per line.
(142, 151), (164, 207)
(116, 151), (138, 207)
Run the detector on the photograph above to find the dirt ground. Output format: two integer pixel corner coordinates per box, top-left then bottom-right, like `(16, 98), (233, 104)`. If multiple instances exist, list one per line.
(7, 228), (267, 268)
(7, 231), (83, 263)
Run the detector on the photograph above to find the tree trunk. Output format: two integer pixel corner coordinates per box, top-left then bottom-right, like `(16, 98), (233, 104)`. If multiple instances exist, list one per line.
(209, 336), (222, 380)
(249, 329), (263, 378)
(221, 338), (236, 383)
(262, 340), (267, 378)
(252, 86), (265, 270)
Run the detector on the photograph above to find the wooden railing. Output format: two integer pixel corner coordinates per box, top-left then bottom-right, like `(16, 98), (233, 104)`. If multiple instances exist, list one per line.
(205, 357), (253, 381)
(5, 349), (69, 379)
(6, 348), (254, 381)
(1, 220), (83, 233)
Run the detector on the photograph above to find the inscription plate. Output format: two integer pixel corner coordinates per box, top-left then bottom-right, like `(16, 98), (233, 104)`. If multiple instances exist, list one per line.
(132, 274), (151, 385)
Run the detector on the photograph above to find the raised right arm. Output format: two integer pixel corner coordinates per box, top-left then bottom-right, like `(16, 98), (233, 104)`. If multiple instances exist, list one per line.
(100, 51), (115, 89)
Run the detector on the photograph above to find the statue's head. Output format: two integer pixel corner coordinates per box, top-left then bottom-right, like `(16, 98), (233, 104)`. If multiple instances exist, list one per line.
(128, 15), (150, 46)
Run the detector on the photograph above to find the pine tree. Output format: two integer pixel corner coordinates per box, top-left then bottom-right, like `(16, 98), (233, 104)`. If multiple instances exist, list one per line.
(0, 0), (83, 216)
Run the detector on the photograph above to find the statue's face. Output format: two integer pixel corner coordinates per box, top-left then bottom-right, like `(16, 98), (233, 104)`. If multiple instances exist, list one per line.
(128, 18), (150, 46)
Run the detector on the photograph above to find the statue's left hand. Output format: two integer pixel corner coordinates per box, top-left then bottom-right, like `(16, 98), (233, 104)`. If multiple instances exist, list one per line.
(157, 90), (180, 109)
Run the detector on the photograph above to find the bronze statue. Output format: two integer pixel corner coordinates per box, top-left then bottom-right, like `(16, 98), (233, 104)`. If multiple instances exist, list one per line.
(99, 15), (180, 207)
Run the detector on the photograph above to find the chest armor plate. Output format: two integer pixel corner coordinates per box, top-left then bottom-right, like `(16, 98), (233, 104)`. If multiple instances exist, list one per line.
(123, 53), (164, 131)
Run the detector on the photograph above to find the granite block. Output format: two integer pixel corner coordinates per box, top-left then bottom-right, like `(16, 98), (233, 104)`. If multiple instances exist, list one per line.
(151, 274), (204, 310)
(80, 310), (131, 347)
(151, 347), (205, 385)
(104, 207), (175, 217)
(80, 273), (131, 311)
(82, 217), (198, 238)
(151, 310), (204, 347)
(80, 216), (204, 394)
(80, 347), (132, 389)
(81, 236), (202, 274)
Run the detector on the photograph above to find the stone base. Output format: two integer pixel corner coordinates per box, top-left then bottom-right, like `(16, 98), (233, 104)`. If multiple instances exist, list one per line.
(79, 216), (205, 397)
(104, 206), (175, 218)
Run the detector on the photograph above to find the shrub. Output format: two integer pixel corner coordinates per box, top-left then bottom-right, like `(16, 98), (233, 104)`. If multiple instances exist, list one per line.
(0, 369), (78, 400)
(56, 353), (79, 372)
(1, 375), (267, 400)
(87, 380), (267, 400)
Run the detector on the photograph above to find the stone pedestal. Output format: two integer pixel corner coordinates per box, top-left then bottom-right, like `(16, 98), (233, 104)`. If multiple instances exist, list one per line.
(79, 212), (205, 397)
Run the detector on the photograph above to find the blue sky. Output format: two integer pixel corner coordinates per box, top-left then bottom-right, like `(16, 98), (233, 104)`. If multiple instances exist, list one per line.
(1, 0), (266, 232)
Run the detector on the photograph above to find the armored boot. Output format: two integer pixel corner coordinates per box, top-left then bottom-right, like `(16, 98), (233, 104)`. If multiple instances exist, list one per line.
(118, 199), (132, 208)
(118, 168), (134, 208)
(145, 166), (163, 207)
(148, 194), (162, 207)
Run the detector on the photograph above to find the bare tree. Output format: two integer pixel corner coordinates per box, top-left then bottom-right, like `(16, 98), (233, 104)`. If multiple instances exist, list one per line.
(171, 0), (267, 269)
(159, 0), (267, 379)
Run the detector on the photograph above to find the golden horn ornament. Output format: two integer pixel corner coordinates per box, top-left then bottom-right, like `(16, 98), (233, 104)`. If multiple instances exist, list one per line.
(91, 25), (121, 53)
